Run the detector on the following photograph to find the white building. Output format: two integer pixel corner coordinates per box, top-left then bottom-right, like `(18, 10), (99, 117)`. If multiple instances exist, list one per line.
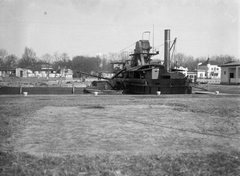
(0, 67), (31, 77)
(62, 69), (73, 79)
(197, 69), (206, 78)
(32, 68), (73, 79)
(173, 66), (188, 76)
(219, 61), (240, 84)
(187, 71), (197, 82)
(197, 58), (221, 78)
(102, 72), (114, 78)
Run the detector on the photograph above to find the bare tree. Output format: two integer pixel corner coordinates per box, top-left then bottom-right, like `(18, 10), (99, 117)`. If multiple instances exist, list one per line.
(108, 53), (119, 61)
(53, 52), (61, 62)
(60, 53), (70, 63)
(41, 53), (53, 64)
(0, 49), (8, 66)
(18, 47), (37, 68)
(53, 53), (72, 69)
(4, 54), (18, 68)
(211, 55), (238, 64)
(120, 51), (130, 62)
(174, 53), (197, 71)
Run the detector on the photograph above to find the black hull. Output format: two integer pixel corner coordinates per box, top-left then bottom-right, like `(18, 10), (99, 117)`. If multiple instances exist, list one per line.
(125, 85), (191, 94)
(124, 78), (192, 94)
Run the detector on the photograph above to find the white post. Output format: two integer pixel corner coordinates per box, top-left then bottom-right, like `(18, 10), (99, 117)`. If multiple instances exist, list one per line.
(236, 66), (239, 83)
(60, 69), (63, 87)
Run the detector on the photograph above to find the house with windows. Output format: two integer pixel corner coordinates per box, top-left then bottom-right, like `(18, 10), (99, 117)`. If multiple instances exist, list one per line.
(0, 66), (73, 79)
(61, 68), (73, 79)
(111, 61), (125, 73)
(197, 58), (221, 79)
(187, 71), (197, 83)
(0, 67), (30, 77)
(31, 68), (56, 78)
(0, 67), (18, 77)
(219, 61), (240, 84)
(173, 66), (188, 76)
(32, 68), (73, 79)
(197, 69), (206, 79)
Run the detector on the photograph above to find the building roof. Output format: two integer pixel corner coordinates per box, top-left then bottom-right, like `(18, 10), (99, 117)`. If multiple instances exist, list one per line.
(0, 67), (16, 71)
(197, 69), (206, 72)
(32, 68), (55, 71)
(187, 71), (197, 74)
(199, 58), (218, 66)
(218, 61), (240, 67)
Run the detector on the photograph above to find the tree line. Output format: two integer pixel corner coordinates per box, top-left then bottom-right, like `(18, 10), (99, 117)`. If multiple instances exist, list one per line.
(0, 47), (238, 77)
(0, 47), (72, 69)
(0, 47), (115, 77)
(173, 53), (238, 71)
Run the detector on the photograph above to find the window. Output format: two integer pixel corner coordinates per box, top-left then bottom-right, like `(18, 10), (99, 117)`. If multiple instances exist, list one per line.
(224, 71), (226, 75)
(230, 73), (234, 78)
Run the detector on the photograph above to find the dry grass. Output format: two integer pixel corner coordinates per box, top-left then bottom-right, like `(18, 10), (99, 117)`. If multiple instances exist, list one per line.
(1, 94), (240, 175)
(1, 150), (240, 176)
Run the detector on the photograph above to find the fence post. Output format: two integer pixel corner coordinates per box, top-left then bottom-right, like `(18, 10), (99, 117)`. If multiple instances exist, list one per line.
(72, 83), (75, 94)
(19, 84), (22, 94)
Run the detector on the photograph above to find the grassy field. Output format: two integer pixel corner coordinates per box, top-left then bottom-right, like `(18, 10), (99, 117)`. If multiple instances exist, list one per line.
(0, 94), (240, 175)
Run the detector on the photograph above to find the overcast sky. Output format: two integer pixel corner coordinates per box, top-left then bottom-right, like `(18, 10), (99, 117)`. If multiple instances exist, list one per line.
(0, 0), (239, 59)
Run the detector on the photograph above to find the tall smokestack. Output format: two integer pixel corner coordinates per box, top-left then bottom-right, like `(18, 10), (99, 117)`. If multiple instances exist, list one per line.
(164, 29), (170, 72)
